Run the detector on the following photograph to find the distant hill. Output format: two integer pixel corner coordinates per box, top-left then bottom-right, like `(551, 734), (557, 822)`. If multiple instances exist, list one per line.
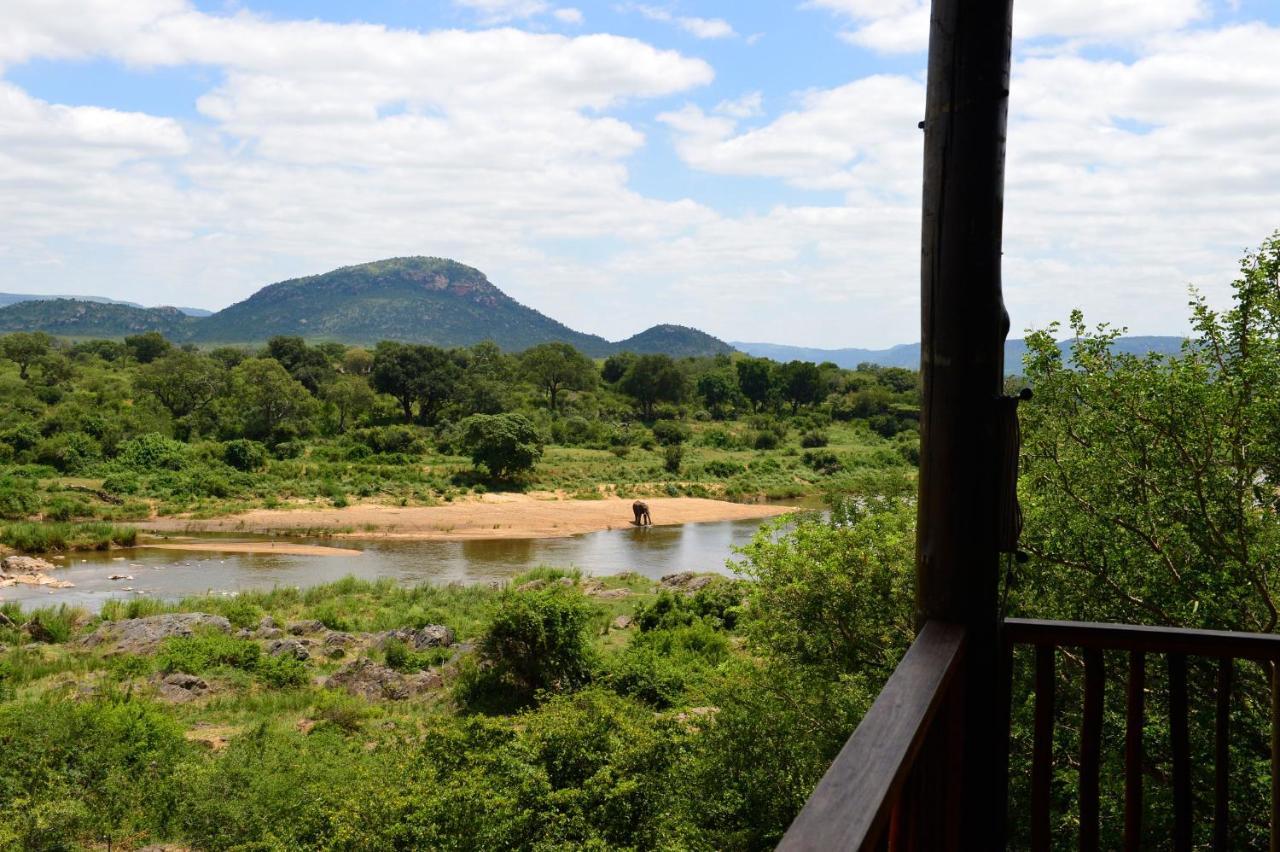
(732, 336), (1189, 371)
(191, 257), (617, 354)
(0, 292), (210, 317)
(613, 324), (734, 357)
(0, 258), (733, 358)
(0, 299), (199, 339)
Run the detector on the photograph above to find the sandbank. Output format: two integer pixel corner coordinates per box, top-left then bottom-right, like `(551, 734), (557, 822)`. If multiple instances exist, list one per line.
(137, 495), (796, 541)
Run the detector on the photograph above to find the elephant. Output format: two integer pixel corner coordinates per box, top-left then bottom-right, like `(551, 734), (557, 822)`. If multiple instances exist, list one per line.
(632, 500), (652, 526)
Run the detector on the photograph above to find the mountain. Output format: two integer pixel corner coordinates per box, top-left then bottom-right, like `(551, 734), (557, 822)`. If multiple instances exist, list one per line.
(613, 324), (734, 357)
(0, 257), (733, 357)
(0, 293), (210, 317)
(190, 257), (620, 354)
(0, 299), (199, 339)
(732, 336), (1189, 371)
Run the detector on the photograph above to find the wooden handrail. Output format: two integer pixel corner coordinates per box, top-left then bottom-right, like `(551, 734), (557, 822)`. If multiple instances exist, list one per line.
(776, 620), (966, 851)
(1006, 617), (1280, 660)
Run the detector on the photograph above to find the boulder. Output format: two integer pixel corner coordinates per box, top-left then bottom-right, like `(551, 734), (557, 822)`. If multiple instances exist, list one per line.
(266, 638), (310, 661)
(611, 615), (633, 630)
(1, 555), (56, 573)
(326, 658), (442, 701)
(155, 672), (209, 704)
(515, 579), (546, 592)
(375, 625), (455, 651)
(659, 572), (715, 594)
(79, 613), (232, 654)
(256, 626), (283, 640)
(287, 620), (326, 635)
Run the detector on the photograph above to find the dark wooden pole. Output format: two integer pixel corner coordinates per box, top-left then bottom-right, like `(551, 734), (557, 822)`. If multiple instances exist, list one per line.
(915, 0), (1014, 847)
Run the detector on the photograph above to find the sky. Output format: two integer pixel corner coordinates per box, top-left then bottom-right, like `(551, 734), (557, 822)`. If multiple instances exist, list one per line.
(1, 1), (1278, 348)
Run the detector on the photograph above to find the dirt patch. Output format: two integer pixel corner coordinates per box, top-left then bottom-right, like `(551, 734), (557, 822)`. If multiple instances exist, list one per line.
(137, 495), (795, 541)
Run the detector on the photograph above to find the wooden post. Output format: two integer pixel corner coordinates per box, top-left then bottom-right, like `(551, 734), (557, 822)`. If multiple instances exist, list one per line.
(915, 0), (1014, 847)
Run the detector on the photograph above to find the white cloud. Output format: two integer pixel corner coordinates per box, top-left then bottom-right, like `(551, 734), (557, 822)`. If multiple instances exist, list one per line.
(714, 91), (764, 119)
(809, 0), (1208, 54)
(554, 8), (585, 25)
(626, 4), (737, 39)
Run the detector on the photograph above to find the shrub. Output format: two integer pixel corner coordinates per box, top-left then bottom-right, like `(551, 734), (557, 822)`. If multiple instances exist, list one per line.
(663, 444), (684, 474)
(101, 472), (140, 495)
(651, 420), (691, 447)
(222, 439), (268, 472)
(256, 654), (309, 688)
(702, 459), (745, 478)
(156, 634), (261, 675)
(799, 430), (829, 448)
(477, 588), (595, 696)
(802, 449), (842, 475)
(34, 432), (100, 473)
(457, 413), (543, 479)
(751, 431), (779, 450)
(43, 495), (91, 521)
(0, 475), (39, 520)
(116, 433), (188, 471)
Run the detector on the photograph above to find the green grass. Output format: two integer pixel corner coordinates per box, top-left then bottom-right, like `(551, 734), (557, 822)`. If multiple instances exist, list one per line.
(0, 521), (137, 553)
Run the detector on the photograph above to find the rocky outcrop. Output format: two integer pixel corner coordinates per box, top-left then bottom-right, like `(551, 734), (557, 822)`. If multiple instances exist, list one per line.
(155, 672), (210, 703)
(266, 638), (310, 661)
(287, 620), (326, 635)
(374, 625), (455, 651)
(658, 572), (715, 594)
(0, 555), (71, 589)
(79, 613), (232, 654)
(325, 658), (443, 701)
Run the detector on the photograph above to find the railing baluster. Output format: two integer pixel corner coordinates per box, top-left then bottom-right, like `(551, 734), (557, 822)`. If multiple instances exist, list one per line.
(1169, 653), (1192, 852)
(1124, 651), (1145, 852)
(1214, 657), (1231, 850)
(996, 640), (1013, 851)
(1080, 648), (1104, 852)
(1033, 645), (1055, 851)
(1271, 661), (1279, 852)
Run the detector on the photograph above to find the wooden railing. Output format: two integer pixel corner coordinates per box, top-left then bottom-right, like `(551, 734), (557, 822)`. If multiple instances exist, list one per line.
(1005, 618), (1280, 852)
(778, 617), (1280, 851)
(776, 620), (967, 851)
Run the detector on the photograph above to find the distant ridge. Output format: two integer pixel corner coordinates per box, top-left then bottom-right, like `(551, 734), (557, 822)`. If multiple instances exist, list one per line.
(0, 292), (210, 317)
(0, 257), (734, 358)
(732, 336), (1190, 371)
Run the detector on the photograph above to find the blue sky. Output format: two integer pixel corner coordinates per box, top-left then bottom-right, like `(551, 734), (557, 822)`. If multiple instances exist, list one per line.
(1, 0), (1278, 347)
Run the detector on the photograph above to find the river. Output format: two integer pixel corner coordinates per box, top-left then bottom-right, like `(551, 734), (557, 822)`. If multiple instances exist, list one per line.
(2, 518), (776, 610)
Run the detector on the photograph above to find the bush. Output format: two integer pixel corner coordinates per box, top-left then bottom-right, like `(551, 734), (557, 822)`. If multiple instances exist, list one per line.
(799, 430), (829, 448)
(651, 420), (691, 447)
(476, 588), (595, 696)
(802, 449), (842, 475)
(353, 425), (426, 455)
(702, 459), (745, 478)
(34, 431), (100, 473)
(456, 413), (543, 479)
(663, 444), (684, 474)
(256, 654), (309, 688)
(43, 495), (91, 521)
(156, 633), (262, 675)
(116, 433), (188, 471)
(751, 431), (779, 450)
(222, 439), (268, 472)
(0, 475), (39, 520)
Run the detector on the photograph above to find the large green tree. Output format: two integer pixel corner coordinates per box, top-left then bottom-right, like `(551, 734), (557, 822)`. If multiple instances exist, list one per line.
(619, 354), (688, 419)
(134, 350), (227, 421)
(370, 342), (459, 424)
(735, 357), (776, 413)
(519, 342), (596, 414)
(224, 358), (318, 442)
(0, 332), (52, 380)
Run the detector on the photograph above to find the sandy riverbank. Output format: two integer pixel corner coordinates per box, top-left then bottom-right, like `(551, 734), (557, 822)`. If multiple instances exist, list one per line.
(137, 495), (797, 541)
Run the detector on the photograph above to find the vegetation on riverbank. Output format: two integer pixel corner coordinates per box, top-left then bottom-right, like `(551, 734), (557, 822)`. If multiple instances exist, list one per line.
(0, 331), (919, 532)
(0, 500), (914, 850)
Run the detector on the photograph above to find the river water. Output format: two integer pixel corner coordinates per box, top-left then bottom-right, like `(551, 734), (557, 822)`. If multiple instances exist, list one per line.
(2, 519), (776, 611)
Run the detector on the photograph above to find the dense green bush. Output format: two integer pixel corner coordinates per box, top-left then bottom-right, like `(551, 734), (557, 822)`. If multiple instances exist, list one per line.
(474, 588), (595, 697)
(0, 475), (38, 520)
(456, 413), (543, 479)
(651, 419), (691, 446)
(221, 438), (268, 471)
(117, 433), (188, 471)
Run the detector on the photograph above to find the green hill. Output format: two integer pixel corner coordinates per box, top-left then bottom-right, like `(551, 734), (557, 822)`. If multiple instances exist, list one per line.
(0, 257), (735, 357)
(614, 324), (734, 357)
(191, 257), (617, 354)
(0, 299), (198, 339)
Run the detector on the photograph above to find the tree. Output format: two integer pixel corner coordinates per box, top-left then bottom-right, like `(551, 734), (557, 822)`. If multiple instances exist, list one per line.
(0, 332), (52, 380)
(520, 342), (596, 414)
(322, 375), (375, 433)
(124, 332), (172, 364)
(457, 413), (543, 478)
(777, 360), (823, 414)
(370, 342), (460, 424)
(341, 347), (373, 376)
(696, 369), (741, 419)
(266, 336), (333, 394)
(224, 358), (318, 442)
(619, 354), (688, 419)
(134, 350), (227, 420)
(735, 357), (776, 412)
(602, 352), (637, 384)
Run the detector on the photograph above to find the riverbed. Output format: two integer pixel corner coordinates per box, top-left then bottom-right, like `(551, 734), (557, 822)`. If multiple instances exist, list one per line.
(1, 518), (778, 610)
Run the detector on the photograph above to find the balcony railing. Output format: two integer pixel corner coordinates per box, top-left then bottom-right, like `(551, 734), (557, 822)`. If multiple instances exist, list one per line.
(778, 618), (1280, 851)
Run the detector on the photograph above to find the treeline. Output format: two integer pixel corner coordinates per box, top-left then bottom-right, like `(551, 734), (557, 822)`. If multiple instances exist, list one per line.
(0, 330), (917, 471)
